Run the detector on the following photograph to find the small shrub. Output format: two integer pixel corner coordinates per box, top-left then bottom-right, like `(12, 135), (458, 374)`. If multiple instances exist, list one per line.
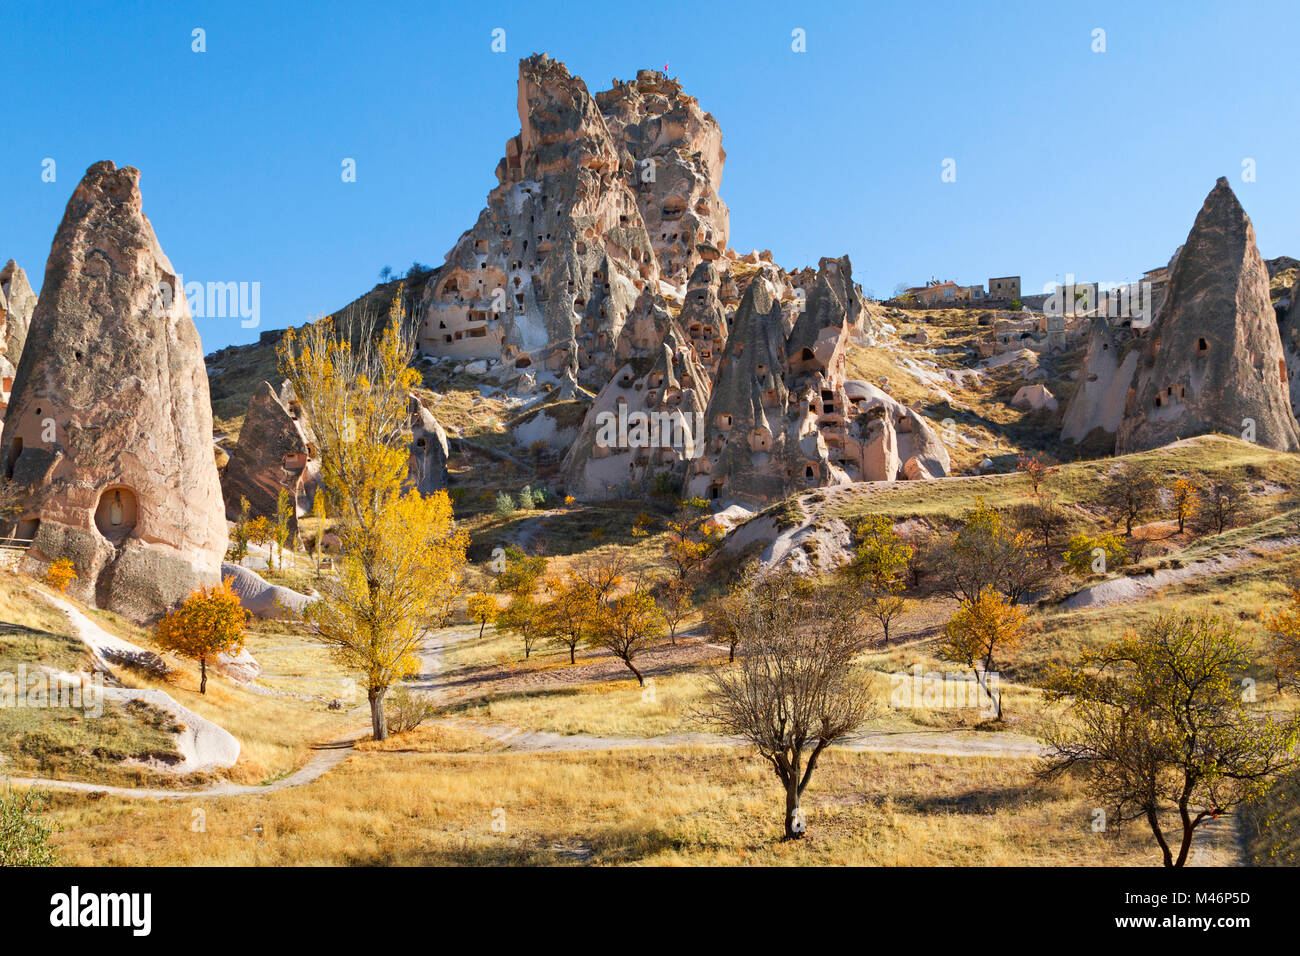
(0, 789), (59, 866)
(494, 492), (517, 517)
(386, 687), (440, 735)
(43, 558), (77, 593)
(1062, 532), (1128, 577)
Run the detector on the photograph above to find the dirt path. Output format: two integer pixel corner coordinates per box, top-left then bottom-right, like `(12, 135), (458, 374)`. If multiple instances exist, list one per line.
(440, 718), (1046, 759)
(5, 730), (368, 801)
(10, 622), (1048, 803)
(1061, 536), (1300, 611)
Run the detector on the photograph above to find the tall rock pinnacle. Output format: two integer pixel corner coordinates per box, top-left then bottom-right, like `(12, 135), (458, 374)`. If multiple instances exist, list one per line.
(1116, 177), (1300, 454)
(1, 161), (228, 620)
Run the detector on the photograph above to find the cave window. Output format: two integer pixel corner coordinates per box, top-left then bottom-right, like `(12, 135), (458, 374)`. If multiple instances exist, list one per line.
(94, 486), (138, 540)
(1197, 337), (1209, 352)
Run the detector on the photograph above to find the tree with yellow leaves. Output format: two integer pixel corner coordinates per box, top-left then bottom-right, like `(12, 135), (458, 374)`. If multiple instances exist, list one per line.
(539, 573), (597, 664)
(1170, 477), (1201, 535)
(840, 515), (913, 643)
(935, 499), (1047, 606)
(939, 586), (1026, 720)
(1264, 590), (1300, 691)
(466, 593), (498, 639)
(155, 577), (248, 695)
(591, 586), (665, 686)
(279, 290), (468, 739)
(662, 497), (721, 583)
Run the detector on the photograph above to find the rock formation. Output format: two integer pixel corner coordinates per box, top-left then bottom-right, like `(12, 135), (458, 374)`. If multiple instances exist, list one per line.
(0, 161), (228, 620)
(0, 260), (37, 431)
(675, 256), (931, 506)
(1116, 178), (1300, 454)
(1060, 316), (1139, 448)
(417, 54), (661, 388)
(594, 69), (729, 283)
(1279, 271), (1300, 417)
(561, 322), (711, 498)
(408, 393), (450, 495)
(221, 380), (320, 520)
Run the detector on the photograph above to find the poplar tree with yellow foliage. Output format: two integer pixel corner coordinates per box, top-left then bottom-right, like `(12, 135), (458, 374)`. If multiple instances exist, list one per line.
(278, 290), (467, 739)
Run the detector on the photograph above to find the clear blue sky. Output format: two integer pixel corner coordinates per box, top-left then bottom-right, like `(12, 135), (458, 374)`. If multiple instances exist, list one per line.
(3, 0), (1297, 353)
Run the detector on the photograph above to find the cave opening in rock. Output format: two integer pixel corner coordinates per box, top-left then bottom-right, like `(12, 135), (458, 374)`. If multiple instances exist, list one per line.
(94, 485), (138, 540)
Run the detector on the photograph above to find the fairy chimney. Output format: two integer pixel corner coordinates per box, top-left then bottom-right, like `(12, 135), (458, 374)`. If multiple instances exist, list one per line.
(0, 161), (227, 620)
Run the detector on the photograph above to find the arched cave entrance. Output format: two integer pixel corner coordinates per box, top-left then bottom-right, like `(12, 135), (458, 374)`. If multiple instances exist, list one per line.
(94, 486), (138, 541)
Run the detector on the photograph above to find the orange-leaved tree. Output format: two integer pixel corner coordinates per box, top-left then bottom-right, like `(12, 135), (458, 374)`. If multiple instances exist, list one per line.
(591, 586), (664, 686)
(155, 577), (248, 694)
(939, 586), (1025, 720)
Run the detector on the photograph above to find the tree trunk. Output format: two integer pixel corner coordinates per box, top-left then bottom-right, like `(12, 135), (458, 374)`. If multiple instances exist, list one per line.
(729, 641), (736, 663)
(569, 644), (576, 665)
(625, 658), (644, 686)
(199, 655), (208, 695)
(478, 620), (486, 639)
(369, 686), (388, 740)
(1146, 806), (1175, 867)
(784, 778), (804, 840)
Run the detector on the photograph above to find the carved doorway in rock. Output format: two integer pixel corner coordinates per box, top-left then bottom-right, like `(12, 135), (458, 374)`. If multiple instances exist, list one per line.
(94, 485), (138, 542)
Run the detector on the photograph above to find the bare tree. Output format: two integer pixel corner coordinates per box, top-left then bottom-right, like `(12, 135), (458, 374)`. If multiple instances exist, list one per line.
(0, 478), (22, 535)
(1198, 477), (1248, 535)
(700, 573), (878, 839)
(1100, 461), (1159, 536)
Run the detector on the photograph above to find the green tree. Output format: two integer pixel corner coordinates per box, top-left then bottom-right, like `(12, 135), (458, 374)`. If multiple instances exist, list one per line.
(840, 515), (912, 642)
(1042, 612), (1299, 867)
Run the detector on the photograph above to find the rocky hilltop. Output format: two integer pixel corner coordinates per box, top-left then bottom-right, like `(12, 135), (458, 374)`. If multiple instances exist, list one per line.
(1, 161), (227, 620)
(1115, 178), (1300, 454)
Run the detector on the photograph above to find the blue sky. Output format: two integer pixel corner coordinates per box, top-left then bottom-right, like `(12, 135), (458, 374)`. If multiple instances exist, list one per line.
(2, 0), (1297, 353)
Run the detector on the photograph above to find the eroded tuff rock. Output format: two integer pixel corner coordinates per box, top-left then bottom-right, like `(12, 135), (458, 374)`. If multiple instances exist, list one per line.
(561, 322), (711, 498)
(1061, 316), (1139, 448)
(0, 161), (227, 620)
(676, 256), (932, 507)
(1116, 178), (1300, 454)
(595, 69), (729, 283)
(0, 260), (37, 430)
(417, 54), (660, 388)
(1279, 271), (1300, 417)
(221, 381), (319, 520)
(408, 393), (450, 495)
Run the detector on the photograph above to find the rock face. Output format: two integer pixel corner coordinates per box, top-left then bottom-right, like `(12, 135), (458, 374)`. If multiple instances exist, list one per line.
(0, 161), (228, 620)
(676, 256), (932, 506)
(408, 393), (450, 495)
(594, 69), (729, 283)
(1279, 271), (1300, 417)
(0, 260), (37, 431)
(417, 54), (660, 388)
(1061, 316), (1139, 447)
(221, 381), (319, 520)
(561, 322), (711, 498)
(1116, 178), (1300, 454)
